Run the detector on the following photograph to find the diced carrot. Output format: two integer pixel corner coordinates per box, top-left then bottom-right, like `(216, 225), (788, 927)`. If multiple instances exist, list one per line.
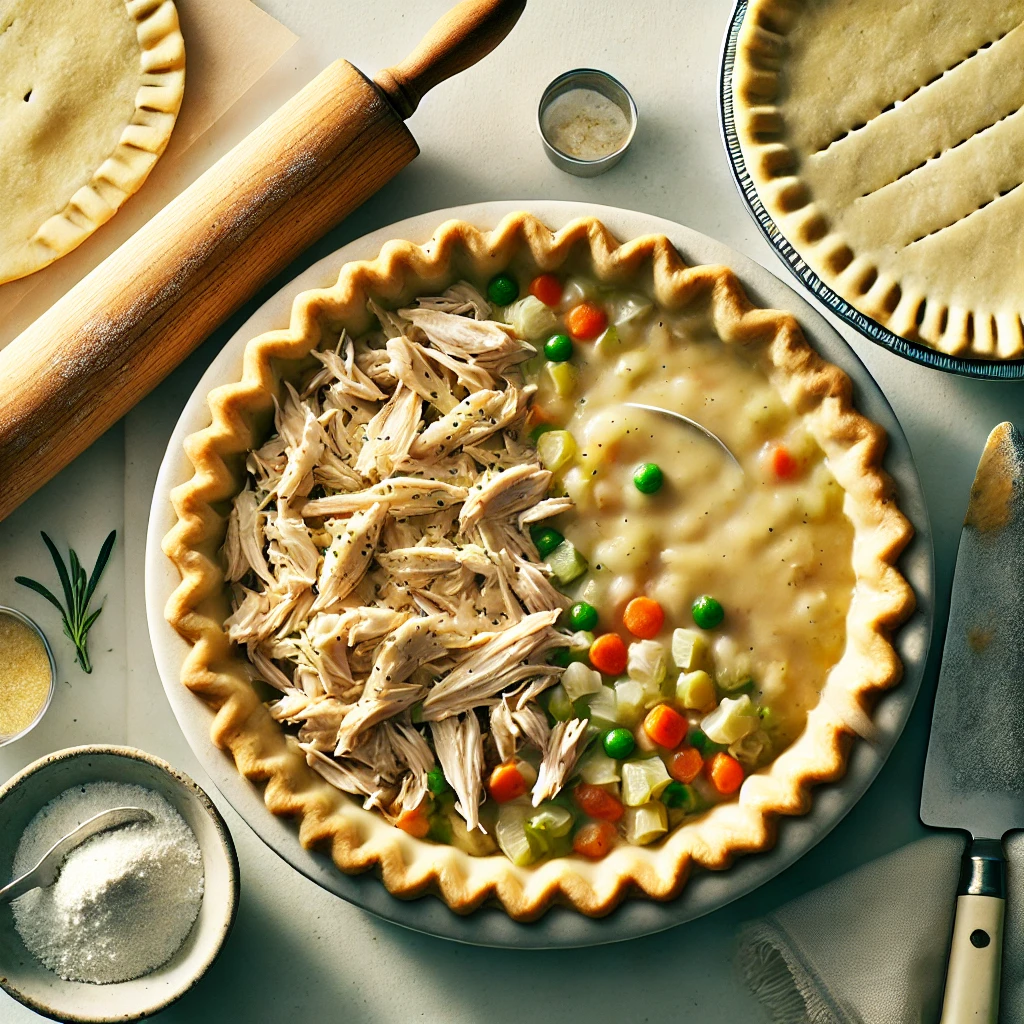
(708, 752), (745, 795)
(573, 821), (617, 859)
(573, 783), (624, 822)
(566, 301), (608, 341)
(643, 704), (687, 749)
(623, 596), (665, 639)
(668, 746), (704, 784)
(767, 443), (800, 480)
(589, 633), (628, 675)
(488, 761), (529, 803)
(529, 273), (563, 307)
(395, 805), (430, 839)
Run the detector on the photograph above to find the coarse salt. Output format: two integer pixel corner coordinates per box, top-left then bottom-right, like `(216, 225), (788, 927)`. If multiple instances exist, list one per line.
(11, 781), (204, 984)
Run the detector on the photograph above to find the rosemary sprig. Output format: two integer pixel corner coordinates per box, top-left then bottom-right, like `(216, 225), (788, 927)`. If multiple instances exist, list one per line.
(15, 530), (117, 674)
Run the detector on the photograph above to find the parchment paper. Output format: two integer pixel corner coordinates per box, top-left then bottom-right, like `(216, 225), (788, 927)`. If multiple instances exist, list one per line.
(0, 0), (297, 350)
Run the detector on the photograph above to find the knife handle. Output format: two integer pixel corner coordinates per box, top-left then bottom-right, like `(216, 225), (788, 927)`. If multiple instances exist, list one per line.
(939, 839), (1005, 1024)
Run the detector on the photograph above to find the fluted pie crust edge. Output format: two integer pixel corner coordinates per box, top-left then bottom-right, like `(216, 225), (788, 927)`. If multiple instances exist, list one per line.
(162, 213), (915, 919)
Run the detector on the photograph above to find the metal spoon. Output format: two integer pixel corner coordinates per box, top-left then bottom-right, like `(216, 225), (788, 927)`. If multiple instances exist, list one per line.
(623, 402), (743, 470)
(0, 807), (154, 904)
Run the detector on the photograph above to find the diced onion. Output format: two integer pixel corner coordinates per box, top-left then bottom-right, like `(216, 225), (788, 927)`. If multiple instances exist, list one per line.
(701, 695), (759, 745)
(495, 802), (535, 866)
(627, 639), (667, 687)
(671, 628), (708, 671)
(563, 660), (604, 701)
(614, 677), (645, 725)
(621, 758), (672, 806)
(537, 429), (577, 472)
(501, 296), (560, 339)
(676, 670), (716, 711)
(623, 802), (668, 845)
(579, 749), (621, 785)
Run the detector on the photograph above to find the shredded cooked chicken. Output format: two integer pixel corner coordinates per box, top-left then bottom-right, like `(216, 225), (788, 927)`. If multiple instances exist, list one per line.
(222, 283), (587, 841)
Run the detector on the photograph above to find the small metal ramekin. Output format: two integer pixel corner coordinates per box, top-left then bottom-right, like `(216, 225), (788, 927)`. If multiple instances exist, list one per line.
(0, 607), (56, 748)
(537, 68), (637, 177)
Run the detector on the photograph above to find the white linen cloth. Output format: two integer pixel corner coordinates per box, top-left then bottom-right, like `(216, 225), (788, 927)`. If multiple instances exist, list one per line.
(736, 833), (1024, 1023)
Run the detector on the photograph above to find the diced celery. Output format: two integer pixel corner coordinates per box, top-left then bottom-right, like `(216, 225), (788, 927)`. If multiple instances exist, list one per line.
(501, 296), (560, 339)
(594, 324), (622, 356)
(701, 694), (760, 745)
(544, 360), (578, 398)
(627, 640), (667, 687)
(537, 429), (577, 472)
(676, 669), (717, 711)
(614, 677), (646, 725)
(495, 802), (536, 866)
(544, 683), (574, 722)
(623, 802), (668, 845)
(562, 661), (604, 701)
(579, 749), (621, 785)
(585, 685), (618, 727)
(621, 757), (672, 806)
(545, 539), (588, 584)
(672, 628), (709, 672)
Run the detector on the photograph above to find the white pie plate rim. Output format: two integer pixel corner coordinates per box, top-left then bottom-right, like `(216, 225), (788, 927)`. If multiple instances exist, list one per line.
(145, 200), (934, 948)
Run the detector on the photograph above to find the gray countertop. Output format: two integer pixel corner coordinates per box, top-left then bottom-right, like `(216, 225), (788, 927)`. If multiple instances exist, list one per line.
(3, 1), (1023, 1020)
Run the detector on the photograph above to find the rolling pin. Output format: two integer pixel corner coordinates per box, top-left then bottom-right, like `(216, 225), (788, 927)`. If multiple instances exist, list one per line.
(0, 0), (526, 522)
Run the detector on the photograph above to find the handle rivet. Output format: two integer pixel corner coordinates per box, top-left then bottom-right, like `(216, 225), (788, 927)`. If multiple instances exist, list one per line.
(970, 929), (991, 948)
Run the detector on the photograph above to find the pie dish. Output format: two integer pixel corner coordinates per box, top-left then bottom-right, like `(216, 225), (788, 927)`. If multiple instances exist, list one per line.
(163, 213), (914, 919)
(733, 0), (1024, 360)
(0, 0), (185, 285)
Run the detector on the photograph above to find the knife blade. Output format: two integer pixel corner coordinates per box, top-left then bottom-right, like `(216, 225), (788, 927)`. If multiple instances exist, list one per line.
(920, 421), (1024, 1024)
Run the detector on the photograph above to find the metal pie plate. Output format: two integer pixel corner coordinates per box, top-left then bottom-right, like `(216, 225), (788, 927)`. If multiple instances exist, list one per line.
(719, 0), (1024, 380)
(146, 200), (934, 948)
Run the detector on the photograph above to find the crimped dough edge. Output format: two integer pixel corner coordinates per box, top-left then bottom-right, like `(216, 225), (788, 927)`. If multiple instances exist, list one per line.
(0, 0), (186, 285)
(732, 0), (1024, 360)
(163, 213), (915, 920)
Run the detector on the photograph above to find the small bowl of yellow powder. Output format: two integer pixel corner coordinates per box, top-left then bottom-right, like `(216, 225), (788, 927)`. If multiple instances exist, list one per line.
(537, 68), (638, 177)
(0, 607), (55, 747)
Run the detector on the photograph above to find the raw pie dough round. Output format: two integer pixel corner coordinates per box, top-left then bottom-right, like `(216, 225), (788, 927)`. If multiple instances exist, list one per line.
(0, 0), (185, 285)
(734, 0), (1024, 359)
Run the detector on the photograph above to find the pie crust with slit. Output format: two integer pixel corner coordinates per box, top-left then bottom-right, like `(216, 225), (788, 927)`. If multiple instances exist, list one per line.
(734, 0), (1024, 359)
(0, 0), (185, 285)
(163, 214), (915, 919)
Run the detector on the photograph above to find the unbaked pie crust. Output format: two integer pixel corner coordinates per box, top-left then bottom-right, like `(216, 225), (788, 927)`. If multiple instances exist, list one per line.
(734, 0), (1024, 359)
(0, 0), (185, 285)
(163, 214), (914, 919)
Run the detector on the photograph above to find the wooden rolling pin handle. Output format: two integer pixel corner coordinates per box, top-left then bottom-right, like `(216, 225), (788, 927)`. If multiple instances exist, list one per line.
(374, 0), (527, 119)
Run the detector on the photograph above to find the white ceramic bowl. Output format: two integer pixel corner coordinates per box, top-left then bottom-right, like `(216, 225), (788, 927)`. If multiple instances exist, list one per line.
(0, 746), (239, 1022)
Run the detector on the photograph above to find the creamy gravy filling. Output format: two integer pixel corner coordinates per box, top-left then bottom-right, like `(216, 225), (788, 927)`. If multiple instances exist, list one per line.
(532, 293), (855, 748)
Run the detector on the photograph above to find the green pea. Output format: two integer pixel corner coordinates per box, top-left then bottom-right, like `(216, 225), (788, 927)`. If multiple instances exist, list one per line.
(530, 525), (564, 558)
(633, 462), (664, 494)
(602, 727), (635, 760)
(426, 766), (449, 796)
(487, 272), (519, 306)
(544, 333), (574, 362)
(661, 781), (697, 810)
(568, 601), (599, 631)
(692, 594), (725, 630)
